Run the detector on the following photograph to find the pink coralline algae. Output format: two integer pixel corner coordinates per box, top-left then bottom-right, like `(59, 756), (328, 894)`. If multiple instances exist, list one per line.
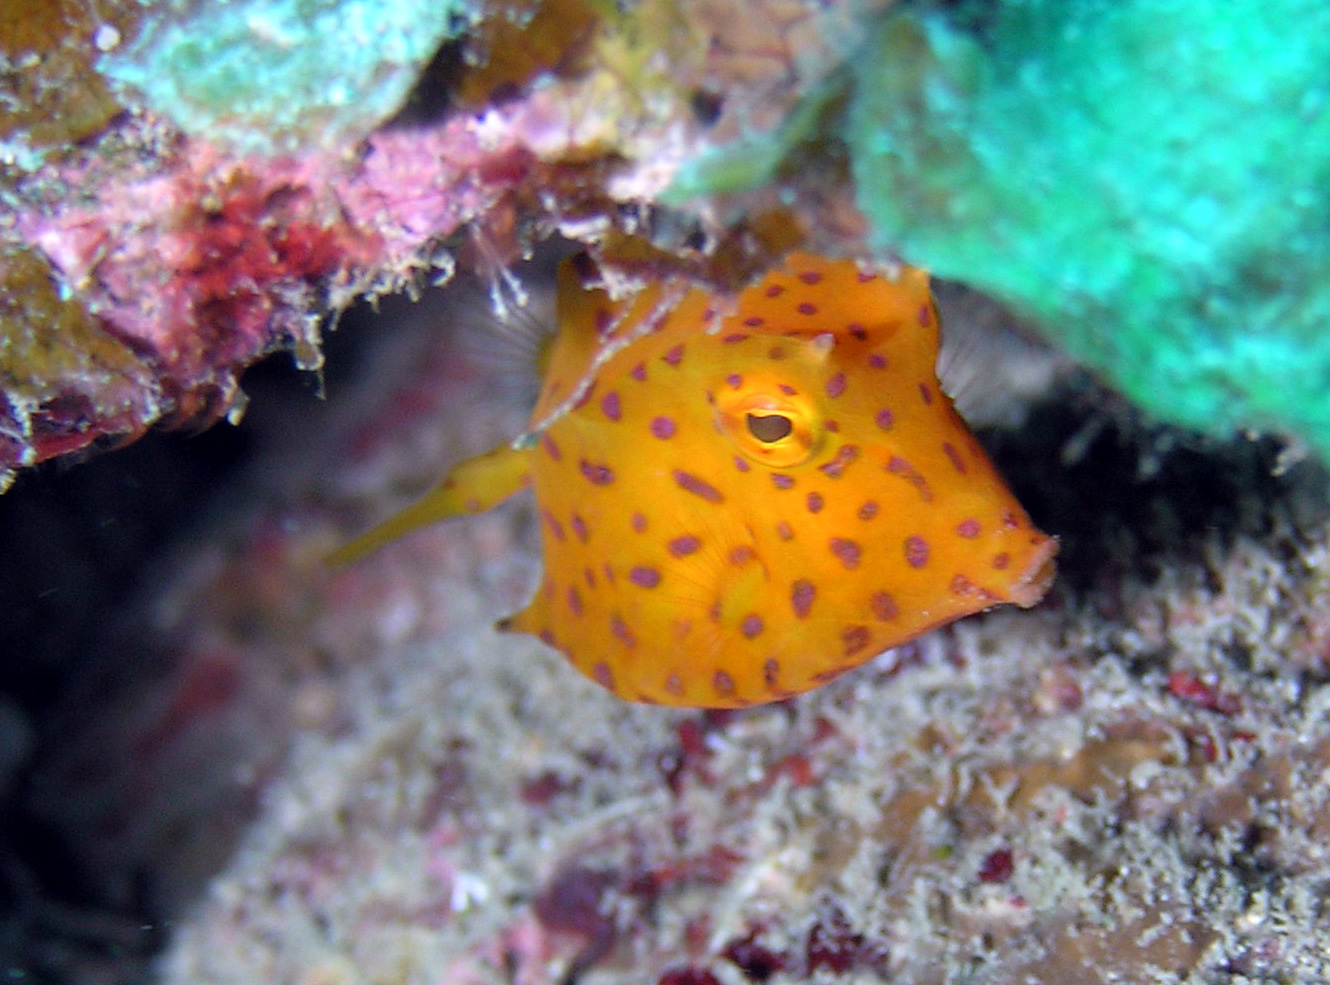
(4, 116), (541, 487)
(2, 0), (892, 489)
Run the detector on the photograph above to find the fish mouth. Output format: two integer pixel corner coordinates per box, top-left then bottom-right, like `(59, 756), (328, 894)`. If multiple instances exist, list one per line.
(1007, 534), (1060, 609)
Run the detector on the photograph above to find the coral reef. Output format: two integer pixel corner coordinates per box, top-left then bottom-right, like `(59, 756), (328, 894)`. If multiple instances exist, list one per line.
(0, 0), (885, 490)
(846, 0), (1330, 455)
(99, 0), (473, 154)
(6, 0), (1330, 484)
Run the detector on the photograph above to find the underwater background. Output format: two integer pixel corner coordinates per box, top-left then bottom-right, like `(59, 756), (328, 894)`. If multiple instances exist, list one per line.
(4, 0), (1330, 981)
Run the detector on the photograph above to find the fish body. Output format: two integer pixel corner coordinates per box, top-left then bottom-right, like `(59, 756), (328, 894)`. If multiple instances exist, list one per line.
(332, 253), (1057, 707)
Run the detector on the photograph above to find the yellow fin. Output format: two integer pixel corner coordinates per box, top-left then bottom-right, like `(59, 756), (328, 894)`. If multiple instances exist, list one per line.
(326, 444), (531, 568)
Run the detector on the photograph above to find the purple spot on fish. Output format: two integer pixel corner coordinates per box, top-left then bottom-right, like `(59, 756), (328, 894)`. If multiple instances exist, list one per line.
(674, 470), (725, 503)
(611, 614), (636, 648)
(630, 566), (661, 588)
(943, 441), (967, 474)
(842, 625), (871, 657)
(819, 444), (860, 479)
(791, 579), (816, 619)
(581, 460), (614, 485)
(871, 591), (899, 621)
(543, 510), (566, 542)
(651, 415), (677, 439)
(830, 537), (862, 570)
(886, 455), (932, 501)
(601, 391), (622, 421)
(669, 535), (701, 558)
(905, 535), (930, 568)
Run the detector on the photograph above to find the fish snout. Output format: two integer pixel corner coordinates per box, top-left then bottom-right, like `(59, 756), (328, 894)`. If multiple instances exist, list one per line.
(1007, 533), (1059, 608)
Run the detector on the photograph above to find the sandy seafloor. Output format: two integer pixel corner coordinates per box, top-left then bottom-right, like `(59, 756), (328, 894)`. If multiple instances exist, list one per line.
(19, 264), (1330, 985)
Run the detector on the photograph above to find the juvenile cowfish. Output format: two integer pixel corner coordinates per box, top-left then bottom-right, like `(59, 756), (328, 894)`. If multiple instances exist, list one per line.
(331, 253), (1057, 707)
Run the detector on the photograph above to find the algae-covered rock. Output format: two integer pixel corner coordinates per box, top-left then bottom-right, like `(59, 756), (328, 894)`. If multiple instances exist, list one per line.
(0, 0), (139, 164)
(848, 0), (1330, 455)
(0, 244), (157, 486)
(99, 0), (476, 154)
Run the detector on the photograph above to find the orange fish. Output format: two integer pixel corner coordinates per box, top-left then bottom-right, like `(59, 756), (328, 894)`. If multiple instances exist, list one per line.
(331, 253), (1057, 707)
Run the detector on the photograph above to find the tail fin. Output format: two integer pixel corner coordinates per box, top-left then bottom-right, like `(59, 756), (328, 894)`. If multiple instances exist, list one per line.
(326, 444), (531, 568)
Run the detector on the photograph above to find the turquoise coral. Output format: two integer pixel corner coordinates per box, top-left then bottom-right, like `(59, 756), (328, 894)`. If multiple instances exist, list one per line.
(847, 0), (1330, 454)
(99, 0), (474, 154)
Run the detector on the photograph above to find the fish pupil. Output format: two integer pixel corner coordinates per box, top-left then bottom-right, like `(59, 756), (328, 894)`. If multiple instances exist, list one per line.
(746, 413), (794, 443)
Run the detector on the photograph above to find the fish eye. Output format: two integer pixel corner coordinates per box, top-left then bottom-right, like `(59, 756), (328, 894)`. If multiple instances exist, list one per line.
(746, 413), (794, 443)
(717, 391), (821, 467)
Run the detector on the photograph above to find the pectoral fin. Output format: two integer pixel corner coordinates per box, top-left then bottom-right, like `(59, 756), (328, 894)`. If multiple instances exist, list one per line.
(326, 444), (531, 568)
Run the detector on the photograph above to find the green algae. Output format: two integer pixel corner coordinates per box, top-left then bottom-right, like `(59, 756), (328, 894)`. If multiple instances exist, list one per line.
(99, 0), (476, 154)
(847, 0), (1330, 454)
